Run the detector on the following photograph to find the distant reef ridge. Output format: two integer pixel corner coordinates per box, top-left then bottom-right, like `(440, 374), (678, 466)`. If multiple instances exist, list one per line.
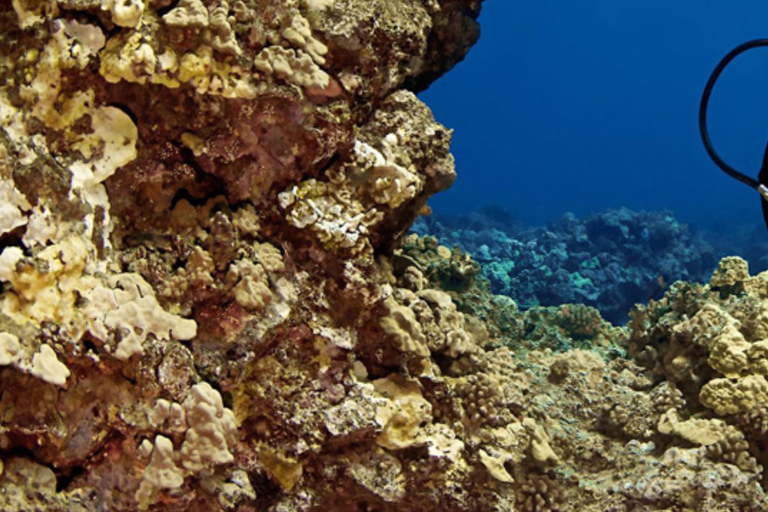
(413, 207), (723, 323)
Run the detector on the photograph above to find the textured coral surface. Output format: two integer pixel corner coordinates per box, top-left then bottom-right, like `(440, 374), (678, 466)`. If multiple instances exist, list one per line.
(1, 1), (768, 511)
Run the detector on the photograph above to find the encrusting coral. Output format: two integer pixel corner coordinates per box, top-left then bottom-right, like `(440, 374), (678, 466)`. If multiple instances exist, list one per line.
(1, 1), (768, 511)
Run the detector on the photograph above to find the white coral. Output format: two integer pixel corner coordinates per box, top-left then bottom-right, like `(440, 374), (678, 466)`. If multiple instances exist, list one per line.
(30, 344), (70, 387)
(136, 435), (185, 510)
(180, 382), (237, 471)
(0, 332), (21, 366)
(86, 273), (197, 360)
(0, 178), (30, 236)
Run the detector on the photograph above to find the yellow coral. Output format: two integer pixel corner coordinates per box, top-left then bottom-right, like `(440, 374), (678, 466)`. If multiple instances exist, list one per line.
(699, 375), (768, 415)
(374, 375), (432, 450)
(710, 256), (750, 289)
(379, 295), (430, 357)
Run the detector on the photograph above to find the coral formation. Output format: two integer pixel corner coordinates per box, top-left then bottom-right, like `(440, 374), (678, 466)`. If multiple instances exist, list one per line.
(1, 1), (768, 511)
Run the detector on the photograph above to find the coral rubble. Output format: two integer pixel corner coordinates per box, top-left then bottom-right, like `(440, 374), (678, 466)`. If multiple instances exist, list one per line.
(1, 1), (767, 512)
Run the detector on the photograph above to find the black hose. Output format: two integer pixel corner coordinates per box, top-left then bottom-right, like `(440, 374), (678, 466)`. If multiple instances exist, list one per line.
(699, 39), (768, 190)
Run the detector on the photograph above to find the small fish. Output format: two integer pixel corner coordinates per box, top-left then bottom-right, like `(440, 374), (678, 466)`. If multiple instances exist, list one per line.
(647, 273), (670, 302)
(700, 39), (768, 233)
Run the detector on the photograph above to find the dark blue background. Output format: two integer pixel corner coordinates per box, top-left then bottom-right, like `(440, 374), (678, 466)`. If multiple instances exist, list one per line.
(419, 1), (768, 232)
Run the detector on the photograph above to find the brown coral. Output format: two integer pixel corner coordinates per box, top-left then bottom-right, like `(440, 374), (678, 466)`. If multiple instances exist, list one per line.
(515, 473), (565, 512)
(456, 373), (509, 428)
(704, 430), (762, 475)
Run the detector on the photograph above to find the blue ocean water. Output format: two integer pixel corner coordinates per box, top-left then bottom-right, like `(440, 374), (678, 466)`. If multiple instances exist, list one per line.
(419, 1), (768, 243)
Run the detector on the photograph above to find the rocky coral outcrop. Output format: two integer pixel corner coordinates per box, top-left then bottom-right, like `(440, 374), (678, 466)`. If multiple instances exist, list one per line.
(0, 0), (481, 509)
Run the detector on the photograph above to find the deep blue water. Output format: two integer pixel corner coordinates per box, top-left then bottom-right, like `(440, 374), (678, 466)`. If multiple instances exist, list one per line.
(419, 0), (768, 241)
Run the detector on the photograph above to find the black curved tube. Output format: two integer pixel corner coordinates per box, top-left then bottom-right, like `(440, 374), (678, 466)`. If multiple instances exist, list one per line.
(699, 39), (768, 190)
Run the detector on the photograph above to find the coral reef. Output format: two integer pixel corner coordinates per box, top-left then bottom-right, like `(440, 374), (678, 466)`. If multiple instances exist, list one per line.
(414, 207), (717, 323)
(1, 1), (768, 512)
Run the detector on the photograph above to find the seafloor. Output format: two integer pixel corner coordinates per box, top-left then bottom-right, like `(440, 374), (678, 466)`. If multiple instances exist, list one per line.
(0, 1), (766, 511)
